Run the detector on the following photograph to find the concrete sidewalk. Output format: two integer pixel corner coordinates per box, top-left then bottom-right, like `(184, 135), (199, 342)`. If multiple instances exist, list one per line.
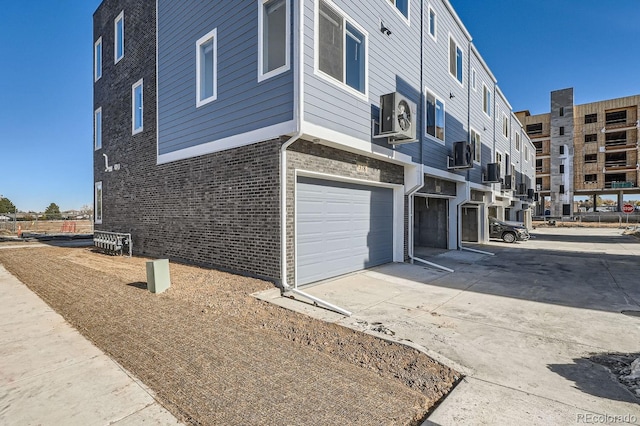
(0, 264), (180, 426)
(256, 228), (640, 425)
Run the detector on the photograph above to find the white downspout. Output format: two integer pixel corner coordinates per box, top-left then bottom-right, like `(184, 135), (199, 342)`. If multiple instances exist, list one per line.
(280, 0), (305, 291)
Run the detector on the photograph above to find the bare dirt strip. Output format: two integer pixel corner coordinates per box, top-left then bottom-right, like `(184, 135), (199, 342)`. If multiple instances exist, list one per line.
(0, 244), (458, 425)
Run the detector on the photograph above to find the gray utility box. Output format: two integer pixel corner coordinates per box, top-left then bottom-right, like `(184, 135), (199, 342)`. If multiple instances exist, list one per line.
(146, 259), (171, 294)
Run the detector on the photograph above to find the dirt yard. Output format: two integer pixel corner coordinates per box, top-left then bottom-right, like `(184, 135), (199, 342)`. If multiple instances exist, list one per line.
(0, 244), (458, 425)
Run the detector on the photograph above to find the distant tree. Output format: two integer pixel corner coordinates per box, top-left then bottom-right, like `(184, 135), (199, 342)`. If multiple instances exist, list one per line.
(0, 197), (16, 214)
(44, 203), (62, 220)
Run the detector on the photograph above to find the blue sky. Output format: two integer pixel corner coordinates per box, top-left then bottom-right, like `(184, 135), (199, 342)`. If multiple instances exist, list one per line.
(0, 1), (639, 212)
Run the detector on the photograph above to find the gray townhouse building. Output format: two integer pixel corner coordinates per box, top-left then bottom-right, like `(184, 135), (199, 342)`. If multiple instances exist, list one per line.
(93, 0), (535, 289)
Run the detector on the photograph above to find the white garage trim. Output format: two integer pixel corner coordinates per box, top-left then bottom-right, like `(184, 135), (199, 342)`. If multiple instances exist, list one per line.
(294, 169), (404, 287)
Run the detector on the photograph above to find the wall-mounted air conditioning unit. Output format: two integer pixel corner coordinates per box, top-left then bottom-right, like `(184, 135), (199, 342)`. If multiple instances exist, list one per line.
(527, 188), (535, 200)
(483, 162), (501, 183)
(516, 183), (527, 196)
(448, 141), (473, 169)
(502, 174), (515, 190)
(378, 92), (417, 144)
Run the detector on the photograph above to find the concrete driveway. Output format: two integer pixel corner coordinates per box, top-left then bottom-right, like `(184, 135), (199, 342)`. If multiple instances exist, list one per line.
(257, 227), (640, 425)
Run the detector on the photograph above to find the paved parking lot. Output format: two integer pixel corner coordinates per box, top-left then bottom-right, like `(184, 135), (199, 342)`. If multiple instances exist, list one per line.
(257, 227), (640, 425)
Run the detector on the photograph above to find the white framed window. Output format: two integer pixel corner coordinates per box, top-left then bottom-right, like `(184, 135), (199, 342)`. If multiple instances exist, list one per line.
(524, 145), (530, 162)
(471, 68), (476, 91)
(515, 132), (520, 151)
(94, 107), (102, 150)
(132, 79), (143, 134)
(449, 35), (463, 85)
(495, 151), (502, 167)
(258, 0), (290, 82)
(95, 181), (103, 224)
(114, 11), (124, 63)
(387, 0), (409, 21)
(471, 128), (481, 163)
(196, 28), (218, 107)
(483, 84), (491, 117)
(502, 113), (509, 138)
(315, 0), (368, 98)
(94, 37), (102, 81)
(425, 88), (445, 143)
(428, 6), (437, 40)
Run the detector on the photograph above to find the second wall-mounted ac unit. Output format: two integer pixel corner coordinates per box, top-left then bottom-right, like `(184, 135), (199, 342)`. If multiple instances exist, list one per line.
(379, 92), (417, 144)
(502, 174), (515, 189)
(484, 162), (501, 183)
(449, 141), (473, 169)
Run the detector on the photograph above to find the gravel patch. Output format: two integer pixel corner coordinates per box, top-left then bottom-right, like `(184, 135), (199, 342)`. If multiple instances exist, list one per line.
(0, 244), (458, 425)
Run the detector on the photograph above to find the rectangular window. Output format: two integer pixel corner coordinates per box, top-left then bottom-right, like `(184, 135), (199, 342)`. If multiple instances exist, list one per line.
(114, 11), (124, 63)
(94, 37), (102, 81)
(584, 113), (597, 124)
(559, 145), (565, 155)
(428, 7), (436, 39)
(584, 154), (597, 163)
(495, 151), (502, 166)
(515, 132), (520, 151)
(560, 185), (565, 194)
(388, 0), (409, 19)
(94, 107), (102, 150)
(524, 145), (529, 162)
(196, 28), (217, 107)
(259, 0), (290, 81)
(471, 68), (476, 91)
(502, 114), (509, 138)
(483, 84), (491, 117)
(526, 123), (543, 135)
(585, 133), (597, 143)
(559, 164), (565, 174)
(132, 79), (143, 134)
(449, 36), (463, 84)
(471, 128), (481, 163)
(95, 182), (103, 224)
(317, 1), (367, 95)
(425, 89), (445, 142)
(584, 174), (598, 183)
(559, 107), (564, 116)
(559, 126), (565, 136)
(606, 110), (626, 124)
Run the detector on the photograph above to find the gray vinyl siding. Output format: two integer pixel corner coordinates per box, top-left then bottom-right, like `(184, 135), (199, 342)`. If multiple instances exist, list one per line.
(420, 0), (470, 177)
(157, 0), (294, 156)
(468, 51), (495, 185)
(494, 92), (511, 176)
(302, 0), (421, 157)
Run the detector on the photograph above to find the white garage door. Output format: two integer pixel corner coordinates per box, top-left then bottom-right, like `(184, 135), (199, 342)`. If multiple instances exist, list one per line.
(296, 176), (394, 285)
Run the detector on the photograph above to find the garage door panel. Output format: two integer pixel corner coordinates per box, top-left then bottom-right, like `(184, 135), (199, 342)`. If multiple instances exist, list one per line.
(296, 177), (394, 285)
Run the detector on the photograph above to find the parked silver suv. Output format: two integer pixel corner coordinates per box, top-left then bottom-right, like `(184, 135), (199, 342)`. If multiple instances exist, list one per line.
(489, 217), (530, 243)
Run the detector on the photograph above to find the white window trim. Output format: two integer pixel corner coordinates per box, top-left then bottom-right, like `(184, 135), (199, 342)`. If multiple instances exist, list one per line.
(114, 11), (124, 64)
(424, 87), (445, 145)
(94, 107), (102, 150)
(515, 132), (520, 151)
(94, 37), (102, 82)
(471, 68), (476, 91)
(428, 5), (437, 41)
(448, 33), (463, 87)
(385, 0), (411, 25)
(471, 127), (481, 164)
(132, 79), (143, 135)
(502, 113), (509, 138)
(313, 0), (369, 101)
(482, 83), (491, 118)
(524, 145), (530, 163)
(258, 0), (291, 82)
(94, 181), (103, 225)
(196, 28), (218, 107)
(495, 150), (502, 169)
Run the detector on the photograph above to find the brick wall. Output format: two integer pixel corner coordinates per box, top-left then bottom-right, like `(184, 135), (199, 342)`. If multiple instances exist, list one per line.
(94, 0), (282, 282)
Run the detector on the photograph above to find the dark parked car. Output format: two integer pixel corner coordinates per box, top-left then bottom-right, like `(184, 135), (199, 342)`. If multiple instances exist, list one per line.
(489, 217), (530, 243)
